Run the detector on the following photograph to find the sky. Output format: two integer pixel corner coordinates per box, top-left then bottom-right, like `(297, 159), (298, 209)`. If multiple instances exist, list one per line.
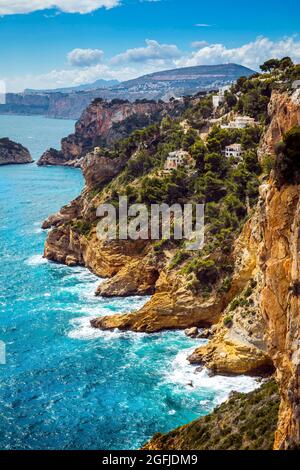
(0, 0), (299, 92)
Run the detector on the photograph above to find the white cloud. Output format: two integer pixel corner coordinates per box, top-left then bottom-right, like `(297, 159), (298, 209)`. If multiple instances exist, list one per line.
(176, 36), (300, 71)
(68, 48), (104, 67)
(5, 64), (140, 92)
(5, 35), (300, 92)
(195, 24), (211, 27)
(0, 0), (120, 15)
(111, 39), (181, 65)
(191, 41), (209, 49)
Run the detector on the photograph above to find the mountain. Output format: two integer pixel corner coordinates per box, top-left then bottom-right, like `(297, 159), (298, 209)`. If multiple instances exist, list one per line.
(0, 64), (255, 119)
(24, 79), (119, 94)
(110, 63), (255, 100)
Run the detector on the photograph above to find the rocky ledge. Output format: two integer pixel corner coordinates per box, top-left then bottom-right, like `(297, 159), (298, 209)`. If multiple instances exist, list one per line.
(0, 138), (33, 165)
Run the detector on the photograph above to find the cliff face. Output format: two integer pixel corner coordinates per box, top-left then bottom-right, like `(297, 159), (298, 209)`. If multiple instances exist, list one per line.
(0, 138), (33, 165)
(258, 182), (300, 449)
(37, 99), (174, 167)
(42, 85), (300, 448)
(259, 89), (300, 158)
(248, 89), (300, 448)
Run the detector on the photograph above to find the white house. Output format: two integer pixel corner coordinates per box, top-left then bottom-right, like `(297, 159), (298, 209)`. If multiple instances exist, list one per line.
(93, 147), (102, 155)
(164, 150), (191, 171)
(221, 116), (256, 129)
(212, 86), (231, 110)
(224, 143), (243, 159)
(213, 94), (225, 109)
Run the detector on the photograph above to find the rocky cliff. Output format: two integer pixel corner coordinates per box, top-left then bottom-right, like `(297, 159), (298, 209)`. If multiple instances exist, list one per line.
(259, 89), (300, 158)
(0, 138), (33, 165)
(42, 79), (300, 449)
(184, 89), (300, 448)
(257, 180), (300, 449)
(37, 99), (176, 167)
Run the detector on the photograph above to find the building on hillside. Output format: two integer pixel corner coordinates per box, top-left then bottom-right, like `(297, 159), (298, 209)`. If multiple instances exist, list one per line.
(212, 85), (231, 110)
(221, 115), (256, 129)
(94, 147), (102, 155)
(224, 143), (243, 159)
(213, 94), (225, 109)
(164, 150), (193, 171)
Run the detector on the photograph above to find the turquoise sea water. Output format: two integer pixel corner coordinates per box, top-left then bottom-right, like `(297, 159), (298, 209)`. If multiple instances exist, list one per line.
(0, 114), (258, 450)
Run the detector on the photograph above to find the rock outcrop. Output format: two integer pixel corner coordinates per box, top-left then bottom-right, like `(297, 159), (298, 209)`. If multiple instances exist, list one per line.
(0, 138), (33, 165)
(91, 269), (225, 333)
(259, 89), (300, 159)
(37, 99), (174, 167)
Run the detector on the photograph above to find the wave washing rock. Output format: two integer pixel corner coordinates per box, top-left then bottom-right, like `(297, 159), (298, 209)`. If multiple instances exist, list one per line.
(37, 98), (177, 167)
(0, 138), (33, 165)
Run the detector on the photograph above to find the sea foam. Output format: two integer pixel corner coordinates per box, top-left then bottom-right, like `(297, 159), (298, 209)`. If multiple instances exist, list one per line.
(164, 346), (260, 405)
(25, 254), (48, 266)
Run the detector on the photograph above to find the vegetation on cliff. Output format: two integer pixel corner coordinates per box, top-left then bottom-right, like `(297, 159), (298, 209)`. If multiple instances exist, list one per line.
(275, 125), (300, 186)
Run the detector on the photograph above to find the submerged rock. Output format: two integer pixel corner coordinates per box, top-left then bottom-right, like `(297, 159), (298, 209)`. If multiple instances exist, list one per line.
(185, 327), (199, 338)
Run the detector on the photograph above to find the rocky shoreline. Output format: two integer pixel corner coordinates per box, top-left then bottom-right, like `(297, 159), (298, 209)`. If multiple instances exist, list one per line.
(41, 77), (300, 448)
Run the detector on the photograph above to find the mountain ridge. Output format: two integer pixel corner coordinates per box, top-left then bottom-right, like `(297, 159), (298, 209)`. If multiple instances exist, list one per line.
(0, 63), (255, 119)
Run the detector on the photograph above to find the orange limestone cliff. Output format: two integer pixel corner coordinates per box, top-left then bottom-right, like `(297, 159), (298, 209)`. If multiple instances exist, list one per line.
(37, 98), (177, 167)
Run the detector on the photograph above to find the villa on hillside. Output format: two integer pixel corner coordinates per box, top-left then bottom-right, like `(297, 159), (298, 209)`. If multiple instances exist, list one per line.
(221, 116), (256, 129)
(94, 147), (102, 155)
(164, 150), (193, 171)
(223, 143), (243, 159)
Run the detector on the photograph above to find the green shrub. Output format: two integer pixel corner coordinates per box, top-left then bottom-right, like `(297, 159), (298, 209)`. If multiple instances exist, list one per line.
(223, 315), (233, 327)
(275, 126), (300, 186)
(169, 250), (190, 269)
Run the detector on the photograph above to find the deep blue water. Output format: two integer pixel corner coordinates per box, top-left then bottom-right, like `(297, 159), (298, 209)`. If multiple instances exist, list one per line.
(0, 114), (258, 450)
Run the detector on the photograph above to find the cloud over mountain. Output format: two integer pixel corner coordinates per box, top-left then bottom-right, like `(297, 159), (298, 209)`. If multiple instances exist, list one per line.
(177, 36), (300, 71)
(5, 35), (300, 92)
(68, 48), (104, 67)
(111, 39), (181, 65)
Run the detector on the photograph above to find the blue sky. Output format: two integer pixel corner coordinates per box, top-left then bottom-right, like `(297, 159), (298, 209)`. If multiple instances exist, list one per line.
(0, 0), (299, 91)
